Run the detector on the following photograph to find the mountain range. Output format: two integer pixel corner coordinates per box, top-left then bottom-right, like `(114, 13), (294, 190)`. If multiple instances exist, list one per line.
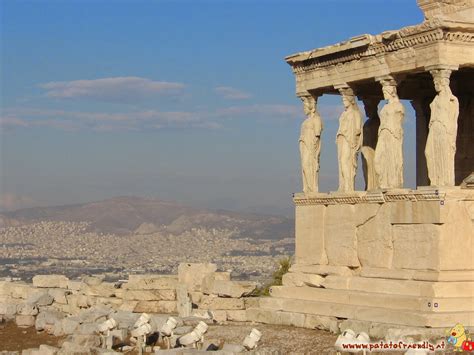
(0, 196), (294, 240)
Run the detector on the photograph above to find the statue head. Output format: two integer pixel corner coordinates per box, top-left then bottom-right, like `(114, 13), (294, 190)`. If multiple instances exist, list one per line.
(301, 95), (316, 117)
(339, 87), (356, 109)
(432, 69), (452, 94)
(381, 80), (398, 101)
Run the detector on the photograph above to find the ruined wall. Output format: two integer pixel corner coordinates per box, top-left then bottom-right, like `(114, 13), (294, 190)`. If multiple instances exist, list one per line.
(0, 263), (259, 335)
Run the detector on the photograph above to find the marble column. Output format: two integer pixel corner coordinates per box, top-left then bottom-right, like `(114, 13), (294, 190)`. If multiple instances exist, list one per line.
(361, 98), (380, 190)
(425, 68), (459, 186)
(374, 76), (405, 189)
(411, 98), (431, 187)
(335, 86), (363, 192)
(299, 92), (323, 194)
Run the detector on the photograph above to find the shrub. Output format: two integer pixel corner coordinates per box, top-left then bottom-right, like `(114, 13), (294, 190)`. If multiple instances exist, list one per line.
(253, 256), (292, 296)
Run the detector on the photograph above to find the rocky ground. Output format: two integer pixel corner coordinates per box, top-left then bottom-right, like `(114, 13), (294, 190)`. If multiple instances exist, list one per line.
(0, 320), (338, 354)
(0, 221), (294, 282)
(0, 321), (64, 352)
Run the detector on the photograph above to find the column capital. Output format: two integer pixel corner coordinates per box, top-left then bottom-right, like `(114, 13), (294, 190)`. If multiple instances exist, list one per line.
(375, 75), (398, 86)
(296, 90), (322, 99)
(335, 84), (356, 97)
(425, 64), (459, 72)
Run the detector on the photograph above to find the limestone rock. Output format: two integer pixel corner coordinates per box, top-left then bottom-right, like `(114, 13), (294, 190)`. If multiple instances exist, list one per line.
(324, 204), (359, 267)
(121, 289), (176, 301)
(38, 345), (59, 355)
(0, 303), (18, 318)
(176, 284), (192, 317)
(83, 283), (116, 297)
(226, 310), (247, 322)
(15, 315), (35, 327)
(178, 263), (217, 292)
(35, 310), (65, 331)
(27, 292), (54, 306)
(67, 334), (101, 347)
(357, 203), (393, 268)
(59, 316), (81, 335)
(32, 275), (69, 289)
(82, 275), (104, 286)
(211, 280), (257, 298)
(209, 310), (227, 322)
(133, 300), (177, 314)
(124, 275), (178, 290)
(304, 314), (339, 333)
(282, 273), (324, 287)
(17, 303), (39, 316)
(200, 295), (244, 310)
(48, 289), (70, 304)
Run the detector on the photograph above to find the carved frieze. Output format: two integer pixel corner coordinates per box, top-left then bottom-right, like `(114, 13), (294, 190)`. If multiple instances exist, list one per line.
(293, 189), (447, 205)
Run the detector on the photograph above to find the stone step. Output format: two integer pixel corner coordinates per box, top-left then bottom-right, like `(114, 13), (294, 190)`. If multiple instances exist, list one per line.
(321, 275), (474, 297)
(360, 267), (474, 282)
(258, 297), (474, 327)
(246, 307), (450, 340)
(270, 286), (474, 312)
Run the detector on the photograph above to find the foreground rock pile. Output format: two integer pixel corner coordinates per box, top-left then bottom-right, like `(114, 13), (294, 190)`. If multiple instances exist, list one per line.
(0, 263), (265, 354)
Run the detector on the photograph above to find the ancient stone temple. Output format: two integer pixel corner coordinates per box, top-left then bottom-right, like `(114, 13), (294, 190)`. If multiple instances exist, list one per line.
(249, 0), (474, 337)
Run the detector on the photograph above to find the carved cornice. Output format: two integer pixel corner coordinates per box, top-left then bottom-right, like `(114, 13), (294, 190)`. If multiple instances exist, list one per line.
(287, 23), (474, 76)
(293, 190), (447, 206)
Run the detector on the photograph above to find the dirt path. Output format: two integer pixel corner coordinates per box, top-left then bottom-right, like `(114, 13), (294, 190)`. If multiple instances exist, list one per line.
(0, 321), (64, 352)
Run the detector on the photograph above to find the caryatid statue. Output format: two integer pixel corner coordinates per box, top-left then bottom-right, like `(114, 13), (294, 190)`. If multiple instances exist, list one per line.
(299, 94), (323, 194)
(336, 87), (363, 192)
(425, 69), (459, 186)
(374, 78), (405, 189)
(361, 98), (380, 190)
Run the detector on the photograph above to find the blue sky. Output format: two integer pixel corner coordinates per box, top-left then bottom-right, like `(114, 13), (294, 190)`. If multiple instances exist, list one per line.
(1, 0), (423, 215)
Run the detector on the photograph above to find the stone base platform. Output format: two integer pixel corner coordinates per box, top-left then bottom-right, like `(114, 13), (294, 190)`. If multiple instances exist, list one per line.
(248, 187), (474, 337)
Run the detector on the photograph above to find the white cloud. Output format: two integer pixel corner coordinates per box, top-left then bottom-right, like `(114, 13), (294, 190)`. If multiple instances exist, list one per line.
(1, 108), (219, 132)
(216, 104), (300, 117)
(39, 77), (185, 103)
(214, 86), (251, 100)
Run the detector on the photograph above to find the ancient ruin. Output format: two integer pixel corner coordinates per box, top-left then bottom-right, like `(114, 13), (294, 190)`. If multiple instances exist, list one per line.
(250, 0), (474, 338)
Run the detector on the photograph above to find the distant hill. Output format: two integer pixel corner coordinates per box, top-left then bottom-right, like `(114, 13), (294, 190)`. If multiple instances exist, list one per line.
(0, 196), (294, 239)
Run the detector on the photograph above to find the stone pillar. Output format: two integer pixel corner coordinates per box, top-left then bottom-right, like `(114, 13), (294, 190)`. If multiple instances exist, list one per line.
(361, 98), (380, 190)
(374, 76), (405, 189)
(298, 92), (323, 194)
(425, 67), (459, 186)
(335, 85), (363, 192)
(411, 98), (431, 187)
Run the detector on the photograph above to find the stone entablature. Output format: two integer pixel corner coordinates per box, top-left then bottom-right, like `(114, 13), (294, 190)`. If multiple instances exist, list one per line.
(287, 20), (474, 88)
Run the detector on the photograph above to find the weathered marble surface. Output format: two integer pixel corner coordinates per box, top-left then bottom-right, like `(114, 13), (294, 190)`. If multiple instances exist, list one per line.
(425, 69), (459, 186)
(299, 94), (323, 194)
(336, 87), (362, 192)
(374, 78), (405, 189)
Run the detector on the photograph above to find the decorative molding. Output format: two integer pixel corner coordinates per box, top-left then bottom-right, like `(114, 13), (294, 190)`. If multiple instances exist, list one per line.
(293, 190), (446, 206)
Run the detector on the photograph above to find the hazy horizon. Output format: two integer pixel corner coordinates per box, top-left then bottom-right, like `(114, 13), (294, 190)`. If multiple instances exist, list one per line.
(1, 0), (422, 216)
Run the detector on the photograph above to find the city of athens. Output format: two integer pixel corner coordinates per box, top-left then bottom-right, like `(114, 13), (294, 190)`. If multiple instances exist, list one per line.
(0, 0), (473, 353)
